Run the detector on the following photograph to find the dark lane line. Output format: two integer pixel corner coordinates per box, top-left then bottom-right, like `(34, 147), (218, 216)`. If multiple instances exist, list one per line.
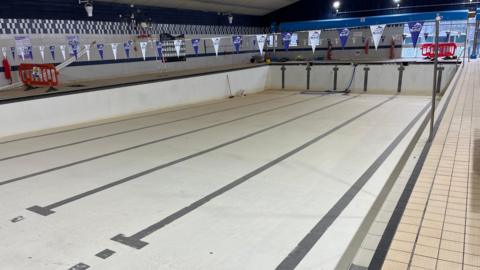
(275, 102), (430, 270)
(0, 94), (296, 162)
(27, 95), (358, 216)
(0, 94), (318, 187)
(108, 96), (395, 250)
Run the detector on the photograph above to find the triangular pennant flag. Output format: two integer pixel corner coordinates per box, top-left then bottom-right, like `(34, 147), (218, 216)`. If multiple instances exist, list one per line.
(39, 46), (45, 62)
(256, 35), (266, 55)
(337, 28), (350, 48)
(123, 42), (131, 59)
(60, 45), (66, 60)
(173, 40), (182, 58)
(111, 43), (118, 60)
(308, 30), (321, 54)
(370, 24), (386, 50)
(232, 35), (242, 54)
(155, 41), (163, 60)
(140, 42), (147, 60)
(281, 32), (292, 51)
(1, 47), (6, 59)
(84, 44), (91, 61)
(49, 45), (55, 61)
(19, 46), (25, 61)
(191, 38), (200, 56)
(96, 44), (104, 60)
(211, 37), (221, 57)
(10, 47), (15, 60)
(408, 21), (424, 48)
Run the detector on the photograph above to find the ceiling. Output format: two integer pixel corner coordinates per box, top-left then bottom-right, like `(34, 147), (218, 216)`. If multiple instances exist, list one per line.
(96, 0), (301, 16)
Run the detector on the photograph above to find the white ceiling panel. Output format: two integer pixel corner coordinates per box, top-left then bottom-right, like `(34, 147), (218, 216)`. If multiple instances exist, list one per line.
(96, 0), (301, 15)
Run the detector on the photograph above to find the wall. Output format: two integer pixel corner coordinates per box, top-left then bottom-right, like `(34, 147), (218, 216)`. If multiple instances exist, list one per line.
(0, 19), (267, 87)
(0, 66), (269, 138)
(268, 63), (457, 95)
(266, 25), (404, 61)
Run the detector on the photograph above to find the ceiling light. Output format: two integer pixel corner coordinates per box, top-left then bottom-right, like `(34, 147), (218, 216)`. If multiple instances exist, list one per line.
(333, 1), (341, 11)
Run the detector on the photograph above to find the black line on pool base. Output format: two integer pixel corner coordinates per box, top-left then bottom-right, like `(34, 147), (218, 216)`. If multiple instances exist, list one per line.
(0, 94), (295, 162)
(275, 102), (430, 270)
(368, 64), (462, 270)
(95, 249), (116, 259)
(27, 95), (356, 216)
(68, 263), (89, 270)
(1, 94), (302, 186)
(110, 96), (395, 250)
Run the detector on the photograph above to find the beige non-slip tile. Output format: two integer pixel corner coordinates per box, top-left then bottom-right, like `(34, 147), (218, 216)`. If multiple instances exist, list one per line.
(390, 240), (415, 253)
(414, 244), (438, 258)
(465, 253), (480, 267)
(443, 222), (466, 233)
(436, 259), (463, 270)
(416, 235), (440, 248)
(440, 239), (464, 252)
(397, 223), (419, 234)
(424, 212), (445, 222)
(420, 227), (442, 239)
(385, 249), (412, 264)
(442, 230), (465, 243)
(422, 219), (443, 230)
(444, 215), (466, 226)
(465, 243), (480, 256)
(438, 249), (463, 263)
(466, 233), (480, 245)
(410, 255), (436, 269)
(381, 260), (408, 270)
(394, 231), (417, 243)
(463, 265), (480, 270)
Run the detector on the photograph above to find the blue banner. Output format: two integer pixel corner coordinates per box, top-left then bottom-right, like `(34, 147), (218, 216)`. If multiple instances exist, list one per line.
(281, 32), (292, 51)
(124, 42), (131, 58)
(232, 35), (242, 54)
(97, 43), (104, 60)
(408, 21), (424, 48)
(49, 45), (55, 60)
(191, 38), (200, 56)
(27, 46), (33, 60)
(338, 28), (351, 48)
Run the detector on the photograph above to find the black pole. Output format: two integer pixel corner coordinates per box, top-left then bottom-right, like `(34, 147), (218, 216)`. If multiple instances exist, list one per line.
(333, 66), (339, 91)
(397, 65), (405, 93)
(430, 15), (440, 142)
(363, 66), (370, 92)
(281, 65), (286, 89)
(306, 63), (312, 90)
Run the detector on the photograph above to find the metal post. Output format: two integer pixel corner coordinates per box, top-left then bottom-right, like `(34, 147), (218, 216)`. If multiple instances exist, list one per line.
(273, 33), (277, 57)
(306, 63), (312, 90)
(281, 65), (286, 89)
(333, 66), (339, 91)
(430, 15), (440, 142)
(471, 20), (479, 59)
(436, 66), (444, 93)
(363, 66), (370, 92)
(397, 65), (405, 93)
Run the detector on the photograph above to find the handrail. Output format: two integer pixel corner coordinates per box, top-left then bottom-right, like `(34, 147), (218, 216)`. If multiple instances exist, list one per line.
(344, 63), (357, 93)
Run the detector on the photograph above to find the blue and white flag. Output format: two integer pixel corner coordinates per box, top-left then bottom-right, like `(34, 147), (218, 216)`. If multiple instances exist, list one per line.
(408, 21), (424, 48)
(60, 45), (66, 60)
(191, 38), (200, 56)
(111, 43), (118, 60)
(39, 45), (45, 62)
(232, 35), (242, 53)
(256, 35), (266, 55)
(67, 35), (80, 59)
(174, 40), (182, 58)
(97, 44), (104, 60)
(281, 32), (292, 51)
(370, 24), (386, 50)
(139, 42), (147, 60)
(308, 30), (321, 54)
(124, 42), (131, 58)
(155, 41), (163, 59)
(27, 46), (33, 60)
(338, 28), (351, 48)
(84, 44), (91, 61)
(49, 45), (55, 60)
(212, 37), (221, 57)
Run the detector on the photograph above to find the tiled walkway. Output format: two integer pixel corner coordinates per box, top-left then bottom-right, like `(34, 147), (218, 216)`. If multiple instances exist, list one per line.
(382, 61), (480, 269)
